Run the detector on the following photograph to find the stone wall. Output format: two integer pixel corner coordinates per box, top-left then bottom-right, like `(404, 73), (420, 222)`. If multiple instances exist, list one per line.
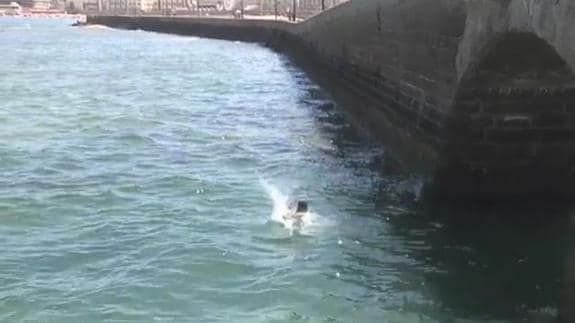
(457, 0), (575, 81)
(442, 0), (575, 198)
(290, 0), (467, 171)
(89, 1), (469, 172)
(88, 0), (575, 199)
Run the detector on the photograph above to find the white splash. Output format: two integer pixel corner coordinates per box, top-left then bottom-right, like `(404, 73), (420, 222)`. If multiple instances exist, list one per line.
(83, 24), (110, 30)
(260, 179), (316, 235)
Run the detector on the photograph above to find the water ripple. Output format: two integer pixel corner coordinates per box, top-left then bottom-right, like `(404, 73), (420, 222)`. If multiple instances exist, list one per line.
(0, 18), (567, 323)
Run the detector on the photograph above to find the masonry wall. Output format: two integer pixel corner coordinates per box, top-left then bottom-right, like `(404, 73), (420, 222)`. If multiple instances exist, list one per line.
(441, 0), (575, 198)
(290, 0), (467, 169)
(88, 0), (575, 199)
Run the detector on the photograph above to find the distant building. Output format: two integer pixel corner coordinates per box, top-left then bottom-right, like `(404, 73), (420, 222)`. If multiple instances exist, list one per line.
(16, 0), (55, 11)
(50, 0), (65, 10)
(82, 0), (101, 12)
(133, 0), (155, 13)
(0, 1), (22, 15)
(30, 0), (51, 10)
(157, 0), (186, 14)
(66, 0), (104, 13)
(64, 0), (83, 12)
(105, 0), (155, 14)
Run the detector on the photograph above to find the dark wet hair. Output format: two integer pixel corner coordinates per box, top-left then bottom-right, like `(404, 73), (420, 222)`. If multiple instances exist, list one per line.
(296, 201), (308, 213)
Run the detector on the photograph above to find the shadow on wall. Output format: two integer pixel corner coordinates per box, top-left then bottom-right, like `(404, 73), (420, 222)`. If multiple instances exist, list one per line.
(434, 31), (575, 200)
(461, 32), (573, 86)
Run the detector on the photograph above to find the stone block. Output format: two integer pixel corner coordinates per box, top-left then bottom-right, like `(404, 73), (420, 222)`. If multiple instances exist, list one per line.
(538, 129), (575, 142)
(532, 113), (569, 128)
(418, 116), (441, 136)
(455, 101), (482, 114)
(486, 128), (539, 142)
(495, 114), (532, 128)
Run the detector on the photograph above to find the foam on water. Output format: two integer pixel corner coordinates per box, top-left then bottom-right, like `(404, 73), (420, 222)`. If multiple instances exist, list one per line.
(260, 179), (319, 235)
(83, 24), (110, 30)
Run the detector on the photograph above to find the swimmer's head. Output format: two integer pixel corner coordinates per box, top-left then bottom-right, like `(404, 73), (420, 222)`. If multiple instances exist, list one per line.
(296, 201), (308, 213)
(287, 199), (308, 214)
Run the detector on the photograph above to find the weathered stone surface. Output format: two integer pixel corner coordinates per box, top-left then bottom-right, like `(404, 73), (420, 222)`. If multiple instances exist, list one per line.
(88, 0), (575, 200)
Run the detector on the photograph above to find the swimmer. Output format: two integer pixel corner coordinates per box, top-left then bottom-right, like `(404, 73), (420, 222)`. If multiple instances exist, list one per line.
(283, 200), (308, 223)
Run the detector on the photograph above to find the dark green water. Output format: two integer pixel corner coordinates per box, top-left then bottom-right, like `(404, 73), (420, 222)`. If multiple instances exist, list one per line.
(0, 18), (572, 322)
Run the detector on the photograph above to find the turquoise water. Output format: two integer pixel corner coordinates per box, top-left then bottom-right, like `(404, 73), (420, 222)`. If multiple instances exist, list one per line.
(0, 18), (572, 322)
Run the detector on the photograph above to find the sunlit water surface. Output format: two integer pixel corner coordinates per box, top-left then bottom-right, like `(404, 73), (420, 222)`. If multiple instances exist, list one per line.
(0, 18), (571, 322)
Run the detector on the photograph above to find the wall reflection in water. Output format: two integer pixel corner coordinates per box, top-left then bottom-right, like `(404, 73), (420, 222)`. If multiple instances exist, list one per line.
(292, 66), (574, 322)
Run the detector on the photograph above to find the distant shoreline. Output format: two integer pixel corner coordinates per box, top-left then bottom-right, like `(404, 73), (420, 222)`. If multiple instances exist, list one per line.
(0, 13), (86, 20)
